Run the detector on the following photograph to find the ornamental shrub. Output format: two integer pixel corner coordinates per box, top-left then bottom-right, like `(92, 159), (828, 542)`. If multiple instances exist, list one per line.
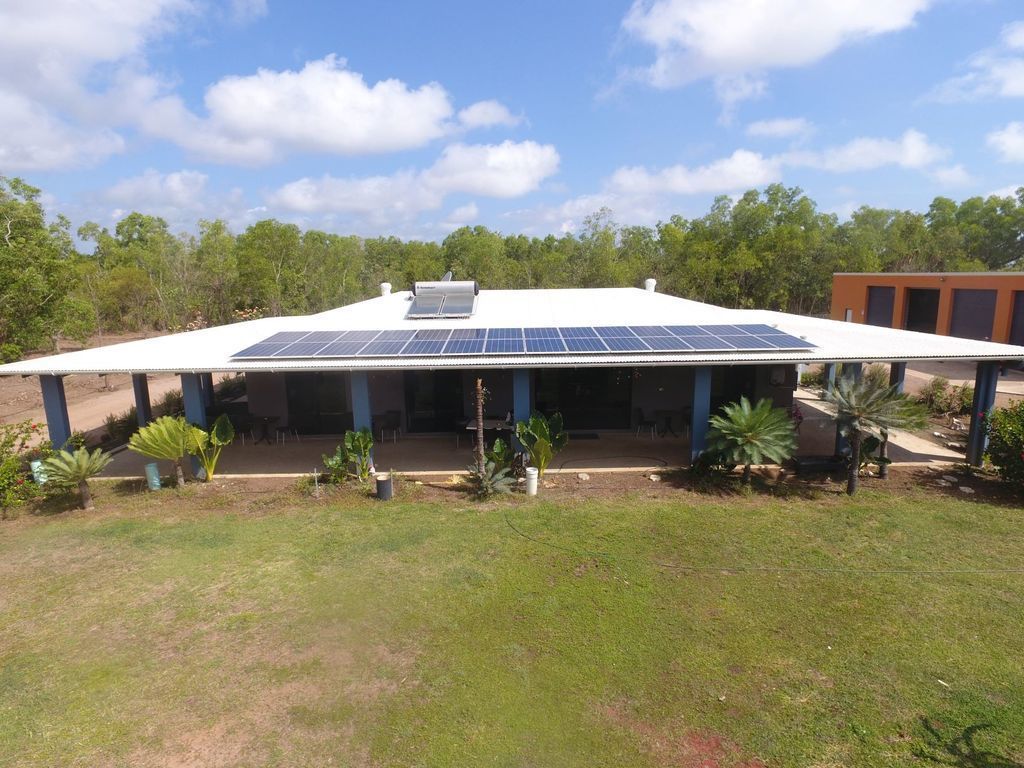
(1, 420), (46, 514)
(986, 401), (1024, 488)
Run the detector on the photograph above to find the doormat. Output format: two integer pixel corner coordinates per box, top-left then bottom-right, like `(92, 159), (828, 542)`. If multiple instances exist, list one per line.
(567, 432), (600, 440)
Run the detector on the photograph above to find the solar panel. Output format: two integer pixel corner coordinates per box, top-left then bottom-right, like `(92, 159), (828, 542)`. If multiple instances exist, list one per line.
(595, 326), (636, 338)
(487, 327), (523, 340)
(406, 295), (444, 318)
(301, 331), (347, 343)
(717, 335), (777, 350)
(449, 328), (486, 339)
(233, 342), (291, 357)
(318, 340), (370, 356)
(563, 336), (607, 352)
(274, 341), (330, 357)
(665, 325), (713, 337)
(642, 336), (693, 351)
(359, 340), (409, 356)
(340, 330), (380, 342)
(376, 329), (416, 341)
(602, 336), (650, 352)
(485, 338), (525, 354)
(682, 335), (737, 351)
(560, 327), (599, 338)
(740, 324), (786, 335)
(413, 328), (452, 341)
(525, 337), (567, 353)
(524, 327), (560, 339)
(765, 332), (813, 348)
(444, 338), (486, 355)
(628, 325), (670, 336)
(440, 294), (476, 316)
(263, 331), (310, 343)
(402, 339), (447, 355)
(231, 323), (816, 359)
(700, 324), (746, 335)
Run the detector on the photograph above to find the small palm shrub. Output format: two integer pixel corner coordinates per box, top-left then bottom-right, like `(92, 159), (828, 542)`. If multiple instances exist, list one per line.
(42, 447), (112, 510)
(186, 414), (235, 482)
(515, 412), (568, 477)
(466, 459), (515, 499)
(128, 415), (191, 487)
(822, 376), (928, 495)
(986, 401), (1024, 488)
(705, 397), (797, 484)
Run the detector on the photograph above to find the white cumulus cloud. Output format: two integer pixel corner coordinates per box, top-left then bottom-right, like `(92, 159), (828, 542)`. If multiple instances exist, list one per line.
(622, 0), (931, 87)
(457, 100), (522, 129)
(746, 117), (814, 139)
(104, 169), (209, 208)
(987, 122), (1024, 162)
(268, 140), (560, 217)
(608, 149), (782, 195)
(784, 129), (946, 172)
(930, 21), (1024, 102)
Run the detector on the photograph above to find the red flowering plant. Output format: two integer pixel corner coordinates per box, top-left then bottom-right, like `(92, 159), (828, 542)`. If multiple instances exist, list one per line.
(1, 420), (47, 514)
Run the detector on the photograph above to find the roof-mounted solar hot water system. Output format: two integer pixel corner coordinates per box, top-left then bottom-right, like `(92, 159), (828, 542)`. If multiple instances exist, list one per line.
(406, 277), (479, 319)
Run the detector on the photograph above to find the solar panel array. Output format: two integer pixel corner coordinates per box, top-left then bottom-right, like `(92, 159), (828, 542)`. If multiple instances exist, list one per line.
(232, 324), (813, 359)
(406, 292), (477, 319)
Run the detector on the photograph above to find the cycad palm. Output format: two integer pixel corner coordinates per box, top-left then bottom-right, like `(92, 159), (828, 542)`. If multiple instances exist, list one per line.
(128, 415), (191, 486)
(822, 375), (928, 495)
(42, 447), (112, 510)
(706, 397), (797, 484)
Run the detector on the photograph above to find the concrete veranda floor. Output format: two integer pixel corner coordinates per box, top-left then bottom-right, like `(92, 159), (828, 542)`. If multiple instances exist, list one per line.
(103, 390), (963, 479)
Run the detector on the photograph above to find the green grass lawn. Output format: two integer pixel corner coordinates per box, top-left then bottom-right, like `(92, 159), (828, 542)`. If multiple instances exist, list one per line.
(1, 479), (1023, 767)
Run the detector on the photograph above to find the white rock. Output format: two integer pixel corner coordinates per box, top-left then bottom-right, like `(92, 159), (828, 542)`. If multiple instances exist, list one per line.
(959, 486), (975, 494)
(941, 475), (959, 483)
(935, 480), (952, 487)
(577, 472), (590, 481)
(649, 474), (661, 482)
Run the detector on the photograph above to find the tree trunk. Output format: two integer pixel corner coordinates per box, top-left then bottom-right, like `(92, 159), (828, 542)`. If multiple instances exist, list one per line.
(878, 434), (889, 479)
(174, 459), (186, 487)
(742, 463), (752, 484)
(475, 378), (485, 474)
(846, 431), (862, 496)
(78, 480), (94, 511)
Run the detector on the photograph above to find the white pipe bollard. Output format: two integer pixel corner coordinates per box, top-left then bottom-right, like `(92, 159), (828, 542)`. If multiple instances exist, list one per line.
(525, 466), (538, 496)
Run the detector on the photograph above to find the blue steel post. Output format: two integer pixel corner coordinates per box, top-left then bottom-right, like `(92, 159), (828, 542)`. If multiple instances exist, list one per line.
(40, 375), (71, 449)
(889, 362), (907, 393)
(690, 366), (712, 464)
(201, 372), (215, 407)
(180, 373), (207, 475)
(835, 362), (863, 456)
(823, 362), (837, 389)
(180, 373), (208, 428)
(350, 371), (372, 432)
(966, 362), (999, 466)
(512, 368), (532, 450)
(132, 374), (153, 427)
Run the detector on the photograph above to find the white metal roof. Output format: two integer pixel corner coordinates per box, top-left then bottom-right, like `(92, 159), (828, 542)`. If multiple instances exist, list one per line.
(1, 287), (1023, 376)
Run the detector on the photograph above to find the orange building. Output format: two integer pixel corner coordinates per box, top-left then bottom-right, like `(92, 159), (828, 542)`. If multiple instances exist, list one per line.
(831, 272), (1024, 345)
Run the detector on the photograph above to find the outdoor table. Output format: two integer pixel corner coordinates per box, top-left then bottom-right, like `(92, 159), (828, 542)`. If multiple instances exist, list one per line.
(654, 409), (678, 438)
(252, 415), (279, 445)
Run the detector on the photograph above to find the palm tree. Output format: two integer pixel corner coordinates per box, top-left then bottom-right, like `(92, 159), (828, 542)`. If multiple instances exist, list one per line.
(706, 397), (797, 484)
(42, 447), (112, 510)
(822, 375), (927, 495)
(128, 415), (192, 487)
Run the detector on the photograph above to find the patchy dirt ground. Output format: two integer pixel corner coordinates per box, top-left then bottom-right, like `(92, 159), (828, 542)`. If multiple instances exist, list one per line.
(0, 332), (180, 434)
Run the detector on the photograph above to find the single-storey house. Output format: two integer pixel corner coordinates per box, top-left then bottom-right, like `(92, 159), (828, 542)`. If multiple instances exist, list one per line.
(3, 279), (1023, 468)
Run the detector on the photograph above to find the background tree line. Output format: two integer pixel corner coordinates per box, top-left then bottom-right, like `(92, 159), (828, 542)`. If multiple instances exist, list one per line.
(2, 175), (1023, 361)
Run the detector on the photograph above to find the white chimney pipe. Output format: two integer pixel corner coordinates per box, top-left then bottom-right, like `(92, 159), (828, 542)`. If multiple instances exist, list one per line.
(380, 282), (392, 296)
(644, 278), (657, 292)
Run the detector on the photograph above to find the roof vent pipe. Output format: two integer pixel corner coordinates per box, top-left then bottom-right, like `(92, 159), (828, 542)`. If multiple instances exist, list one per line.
(380, 282), (392, 296)
(644, 278), (657, 292)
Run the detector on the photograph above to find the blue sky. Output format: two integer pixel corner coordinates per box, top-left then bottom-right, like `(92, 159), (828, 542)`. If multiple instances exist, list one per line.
(2, 0), (1023, 240)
